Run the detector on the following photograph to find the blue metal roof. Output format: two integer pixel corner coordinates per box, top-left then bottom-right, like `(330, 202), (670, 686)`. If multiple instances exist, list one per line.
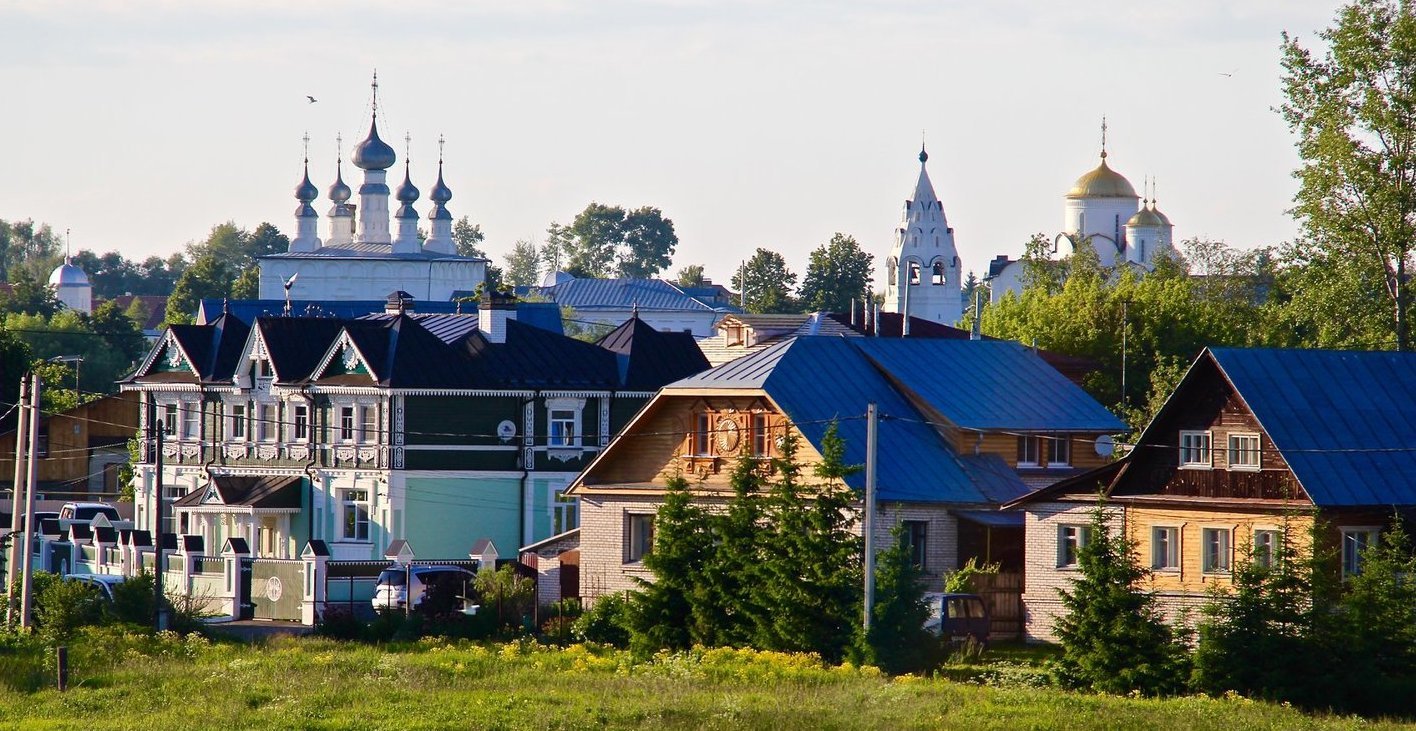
(851, 339), (1126, 433)
(526, 277), (715, 313)
(1209, 347), (1416, 507)
(199, 299), (563, 336)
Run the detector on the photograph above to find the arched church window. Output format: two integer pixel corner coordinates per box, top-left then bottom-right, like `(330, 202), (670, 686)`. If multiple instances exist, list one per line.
(908, 263), (921, 286)
(887, 258), (897, 286)
(931, 262), (945, 285)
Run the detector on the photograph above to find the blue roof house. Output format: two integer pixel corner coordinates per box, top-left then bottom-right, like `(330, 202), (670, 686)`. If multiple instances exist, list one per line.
(568, 335), (1125, 605)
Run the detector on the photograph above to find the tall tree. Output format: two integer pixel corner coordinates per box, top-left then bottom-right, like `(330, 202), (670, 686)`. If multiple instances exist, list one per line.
(630, 474), (709, 654)
(503, 239), (541, 287)
(797, 233), (873, 313)
(542, 222), (572, 276)
(547, 203), (680, 279)
(1281, 0), (1416, 350)
(731, 248), (797, 314)
(564, 203), (623, 278)
(617, 206), (677, 279)
(451, 216), (487, 259)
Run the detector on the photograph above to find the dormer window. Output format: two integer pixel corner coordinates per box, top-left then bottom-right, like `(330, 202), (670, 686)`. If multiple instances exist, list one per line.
(1179, 430), (1212, 469)
(1227, 433), (1260, 471)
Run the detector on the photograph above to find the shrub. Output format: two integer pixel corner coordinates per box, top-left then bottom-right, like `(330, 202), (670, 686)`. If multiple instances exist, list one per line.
(315, 606), (365, 641)
(108, 571), (156, 626)
(475, 565), (536, 634)
(853, 525), (941, 675)
(574, 593), (633, 647)
(34, 574), (104, 643)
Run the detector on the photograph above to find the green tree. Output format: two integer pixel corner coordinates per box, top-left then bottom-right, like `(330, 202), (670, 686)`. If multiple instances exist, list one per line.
(244, 222), (289, 261)
(1341, 518), (1416, 712)
(542, 223), (571, 275)
(549, 203), (679, 279)
(503, 239), (541, 287)
(1281, 0), (1416, 350)
(798, 233), (873, 313)
(692, 455), (767, 647)
(230, 266), (260, 299)
(1054, 502), (1189, 696)
(858, 525), (937, 675)
(452, 216), (487, 259)
(630, 474), (709, 654)
(0, 269), (60, 317)
(617, 206), (678, 279)
(166, 252), (235, 325)
(675, 264), (706, 288)
(731, 248), (798, 314)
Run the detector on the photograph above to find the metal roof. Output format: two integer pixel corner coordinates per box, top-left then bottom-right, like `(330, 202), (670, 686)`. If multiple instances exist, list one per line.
(851, 339), (1126, 432)
(260, 242), (484, 261)
(528, 277), (715, 313)
(1210, 347), (1416, 507)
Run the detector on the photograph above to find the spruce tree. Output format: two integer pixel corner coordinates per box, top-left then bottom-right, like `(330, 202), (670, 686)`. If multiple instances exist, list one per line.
(692, 455), (766, 647)
(1342, 518), (1416, 712)
(630, 474), (708, 654)
(860, 525), (937, 674)
(1054, 501), (1188, 695)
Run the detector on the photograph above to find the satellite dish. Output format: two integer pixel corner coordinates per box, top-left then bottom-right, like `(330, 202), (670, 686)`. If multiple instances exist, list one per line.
(1094, 434), (1115, 457)
(497, 420), (517, 442)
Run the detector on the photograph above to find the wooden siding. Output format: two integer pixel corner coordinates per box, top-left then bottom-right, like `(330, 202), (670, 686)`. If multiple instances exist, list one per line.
(952, 431), (1111, 472)
(0, 395), (139, 492)
(1123, 504), (1315, 594)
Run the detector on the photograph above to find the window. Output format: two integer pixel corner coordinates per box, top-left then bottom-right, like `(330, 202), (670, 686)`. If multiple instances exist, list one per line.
(341, 489), (370, 542)
(931, 262), (945, 285)
(161, 484), (188, 536)
(339, 406), (355, 442)
(1017, 435), (1041, 467)
(1202, 528), (1231, 573)
(257, 403), (277, 442)
(1048, 434), (1071, 467)
(553, 489), (579, 534)
(181, 403), (199, 440)
(693, 413), (712, 456)
(292, 404), (309, 442)
(1254, 529), (1280, 569)
(751, 413), (770, 457)
(1057, 524), (1091, 567)
(360, 405), (378, 444)
(1152, 526), (1179, 570)
(1228, 433), (1261, 470)
(908, 262), (921, 285)
(903, 520), (928, 571)
(1180, 430), (1212, 468)
(1341, 528), (1380, 576)
(162, 404), (178, 437)
(549, 409), (577, 447)
(229, 403), (247, 440)
(625, 513), (654, 563)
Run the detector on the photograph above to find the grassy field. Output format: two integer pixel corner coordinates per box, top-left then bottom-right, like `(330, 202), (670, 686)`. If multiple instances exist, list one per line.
(0, 629), (1409, 730)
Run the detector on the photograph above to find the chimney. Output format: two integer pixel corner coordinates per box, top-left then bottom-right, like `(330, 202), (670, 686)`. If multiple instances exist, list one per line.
(384, 290), (416, 315)
(970, 289), (982, 341)
(478, 290), (518, 344)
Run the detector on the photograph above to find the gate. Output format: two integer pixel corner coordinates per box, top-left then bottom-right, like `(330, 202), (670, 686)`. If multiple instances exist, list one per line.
(248, 558), (304, 621)
(974, 572), (1023, 640)
(238, 558), (253, 619)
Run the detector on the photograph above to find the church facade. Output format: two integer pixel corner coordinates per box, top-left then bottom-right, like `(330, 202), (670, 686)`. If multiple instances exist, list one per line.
(881, 146), (964, 326)
(257, 80), (487, 304)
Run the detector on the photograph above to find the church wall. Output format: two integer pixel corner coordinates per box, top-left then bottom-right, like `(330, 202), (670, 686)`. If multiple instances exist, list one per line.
(258, 258), (486, 303)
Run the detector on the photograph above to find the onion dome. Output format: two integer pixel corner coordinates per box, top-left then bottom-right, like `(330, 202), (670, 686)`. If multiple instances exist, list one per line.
(294, 165), (318, 202)
(1066, 154), (1138, 199)
(352, 117), (396, 170)
(395, 165), (420, 203)
(1150, 202), (1172, 226)
(918, 143), (928, 164)
(328, 165), (352, 203)
(48, 258), (89, 287)
(429, 162), (452, 204)
(1126, 206), (1164, 227)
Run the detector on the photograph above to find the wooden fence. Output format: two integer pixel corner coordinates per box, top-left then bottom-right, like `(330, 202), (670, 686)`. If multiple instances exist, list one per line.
(973, 571), (1023, 640)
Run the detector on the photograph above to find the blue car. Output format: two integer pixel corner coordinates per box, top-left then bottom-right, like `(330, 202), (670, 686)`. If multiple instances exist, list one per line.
(922, 592), (991, 646)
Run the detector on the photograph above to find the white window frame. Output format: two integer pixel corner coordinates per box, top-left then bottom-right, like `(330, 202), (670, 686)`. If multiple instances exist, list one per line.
(1341, 527), (1381, 577)
(340, 488), (371, 542)
(1057, 524), (1090, 568)
(1018, 435), (1042, 468)
(162, 403), (179, 437)
(339, 406), (356, 443)
(548, 409), (577, 448)
(552, 487), (579, 535)
(545, 398), (585, 449)
(1048, 433), (1071, 467)
(229, 403), (248, 441)
(1202, 527), (1232, 574)
(1227, 432), (1261, 471)
(180, 400), (200, 441)
(1180, 430), (1213, 469)
(256, 402), (278, 443)
(1253, 528), (1280, 569)
(359, 404), (378, 444)
(625, 512), (655, 563)
(1152, 526), (1180, 571)
(291, 403), (309, 443)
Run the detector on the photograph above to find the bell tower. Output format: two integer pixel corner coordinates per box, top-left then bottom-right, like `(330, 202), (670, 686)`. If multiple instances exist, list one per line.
(882, 143), (963, 326)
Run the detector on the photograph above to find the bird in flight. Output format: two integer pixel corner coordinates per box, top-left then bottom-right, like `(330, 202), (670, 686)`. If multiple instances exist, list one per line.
(306, 95), (318, 103)
(1217, 69), (1236, 78)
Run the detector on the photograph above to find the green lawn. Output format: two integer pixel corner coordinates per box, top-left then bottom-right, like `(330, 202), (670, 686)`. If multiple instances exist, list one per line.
(0, 630), (1408, 730)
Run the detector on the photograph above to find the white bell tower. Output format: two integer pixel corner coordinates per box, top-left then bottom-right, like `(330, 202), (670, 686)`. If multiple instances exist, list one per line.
(882, 144), (962, 326)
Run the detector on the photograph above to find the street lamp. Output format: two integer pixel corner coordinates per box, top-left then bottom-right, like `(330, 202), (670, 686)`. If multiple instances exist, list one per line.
(48, 355), (82, 395)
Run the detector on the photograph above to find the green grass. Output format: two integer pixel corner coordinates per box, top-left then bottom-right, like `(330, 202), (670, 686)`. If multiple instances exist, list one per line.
(0, 629), (1409, 730)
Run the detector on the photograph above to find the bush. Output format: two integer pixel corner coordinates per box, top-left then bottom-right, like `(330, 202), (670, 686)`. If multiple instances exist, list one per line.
(315, 606), (366, 641)
(108, 571), (156, 626)
(574, 593), (632, 647)
(34, 574), (104, 643)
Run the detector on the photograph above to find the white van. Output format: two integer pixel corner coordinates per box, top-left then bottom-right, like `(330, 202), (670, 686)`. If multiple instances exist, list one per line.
(371, 565), (476, 612)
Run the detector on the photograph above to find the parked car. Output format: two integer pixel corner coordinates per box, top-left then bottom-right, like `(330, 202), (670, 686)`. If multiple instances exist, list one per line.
(64, 573), (127, 602)
(372, 565), (476, 612)
(922, 592), (991, 646)
(59, 502), (121, 523)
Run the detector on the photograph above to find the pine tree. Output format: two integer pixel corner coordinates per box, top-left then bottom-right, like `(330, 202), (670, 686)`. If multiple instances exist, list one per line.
(860, 525), (937, 674)
(629, 474), (708, 654)
(692, 455), (766, 647)
(1054, 501), (1188, 695)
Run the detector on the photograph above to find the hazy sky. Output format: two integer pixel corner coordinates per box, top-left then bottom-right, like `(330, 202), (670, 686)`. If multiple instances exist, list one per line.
(0, 1), (1339, 287)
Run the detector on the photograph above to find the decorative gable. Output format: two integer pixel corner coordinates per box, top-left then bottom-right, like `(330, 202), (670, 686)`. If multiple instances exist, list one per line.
(146, 335), (195, 375)
(314, 331), (375, 381)
(200, 484), (223, 505)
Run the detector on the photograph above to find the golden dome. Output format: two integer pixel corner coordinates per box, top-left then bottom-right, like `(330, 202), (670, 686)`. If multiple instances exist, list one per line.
(1126, 207), (1164, 227)
(1066, 155), (1138, 199)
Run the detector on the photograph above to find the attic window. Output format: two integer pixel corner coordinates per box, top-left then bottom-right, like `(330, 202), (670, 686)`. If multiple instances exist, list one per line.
(726, 325), (744, 347)
(1179, 430), (1212, 469)
(1227, 433), (1260, 471)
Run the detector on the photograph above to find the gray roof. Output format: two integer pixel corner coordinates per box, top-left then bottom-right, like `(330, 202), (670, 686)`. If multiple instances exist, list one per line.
(525, 277), (715, 313)
(261, 241), (486, 261)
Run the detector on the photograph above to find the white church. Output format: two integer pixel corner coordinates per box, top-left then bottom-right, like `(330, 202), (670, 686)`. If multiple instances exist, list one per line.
(257, 78), (487, 303)
(881, 145), (964, 326)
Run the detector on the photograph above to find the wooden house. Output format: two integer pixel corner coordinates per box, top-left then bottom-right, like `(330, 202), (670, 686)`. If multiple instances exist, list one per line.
(119, 292), (708, 560)
(568, 335), (1125, 602)
(0, 394), (138, 499)
(1008, 347), (1416, 642)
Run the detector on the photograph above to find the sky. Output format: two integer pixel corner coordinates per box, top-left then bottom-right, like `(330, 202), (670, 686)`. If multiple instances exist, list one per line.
(0, 0), (1341, 287)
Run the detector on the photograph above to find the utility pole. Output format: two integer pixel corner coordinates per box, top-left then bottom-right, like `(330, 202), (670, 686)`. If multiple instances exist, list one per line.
(1120, 299), (1129, 411)
(4, 374), (29, 628)
(863, 402), (878, 631)
(152, 414), (167, 631)
(19, 372), (41, 629)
